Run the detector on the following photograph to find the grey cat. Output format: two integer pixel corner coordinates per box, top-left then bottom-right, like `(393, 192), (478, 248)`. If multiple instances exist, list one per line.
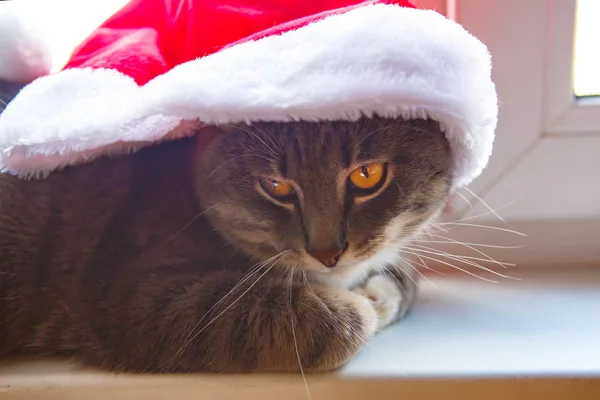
(0, 79), (452, 372)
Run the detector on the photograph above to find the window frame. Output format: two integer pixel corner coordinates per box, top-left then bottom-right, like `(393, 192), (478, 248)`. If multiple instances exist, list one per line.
(543, 0), (600, 135)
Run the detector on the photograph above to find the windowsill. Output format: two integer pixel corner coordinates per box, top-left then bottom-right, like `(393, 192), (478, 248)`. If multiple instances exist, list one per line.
(1, 268), (600, 398)
(346, 267), (600, 378)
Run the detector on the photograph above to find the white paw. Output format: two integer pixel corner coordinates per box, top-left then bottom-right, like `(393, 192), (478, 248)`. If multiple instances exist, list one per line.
(354, 274), (403, 331)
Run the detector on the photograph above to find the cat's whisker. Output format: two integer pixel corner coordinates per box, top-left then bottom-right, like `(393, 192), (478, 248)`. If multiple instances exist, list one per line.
(167, 204), (220, 241)
(394, 225), (434, 241)
(443, 197), (518, 225)
(400, 246), (519, 281)
(168, 257), (283, 368)
(356, 126), (389, 148)
(407, 243), (515, 267)
(377, 261), (417, 288)
(227, 124), (281, 158)
(398, 250), (499, 283)
(386, 258), (436, 288)
(159, 251), (287, 371)
(425, 222), (449, 234)
(410, 239), (524, 250)
(420, 231), (515, 269)
(205, 153), (275, 180)
(410, 252), (445, 275)
(251, 126), (283, 157)
(460, 186), (509, 225)
(209, 252), (286, 317)
(193, 254), (282, 337)
(435, 221), (527, 236)
(397, 224), (427, 235)
(289, 268), (312, 400)
(396, 257), (438, 286)
(232, 171), (263, 189)
(204, 252), (286, 314)
(455, 190), (473, 209)
(395, 258), (434, 286)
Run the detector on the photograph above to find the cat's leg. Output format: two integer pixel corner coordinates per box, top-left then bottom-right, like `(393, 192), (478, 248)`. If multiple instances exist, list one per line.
(77, 269), (383, 373)
(353, 266), (419, 331)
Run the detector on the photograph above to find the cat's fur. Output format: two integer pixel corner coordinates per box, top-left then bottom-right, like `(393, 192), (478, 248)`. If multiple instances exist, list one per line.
(0, 80), (452, 372)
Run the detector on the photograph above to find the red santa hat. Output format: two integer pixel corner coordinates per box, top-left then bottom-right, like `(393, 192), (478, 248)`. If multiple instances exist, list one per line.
(0, 0), (497, 189)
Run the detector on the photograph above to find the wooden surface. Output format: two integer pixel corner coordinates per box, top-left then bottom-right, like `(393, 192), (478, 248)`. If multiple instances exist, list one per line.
(1, 376), (600, 400)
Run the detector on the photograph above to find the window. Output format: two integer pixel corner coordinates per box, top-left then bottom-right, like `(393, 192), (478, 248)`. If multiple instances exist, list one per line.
(444, 0), (600, 263)
(543, 0), (600, 135)
(573, 0), (600, 97)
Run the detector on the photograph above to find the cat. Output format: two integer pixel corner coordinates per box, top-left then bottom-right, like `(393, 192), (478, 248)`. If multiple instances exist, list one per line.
(0, 83), (452, 372)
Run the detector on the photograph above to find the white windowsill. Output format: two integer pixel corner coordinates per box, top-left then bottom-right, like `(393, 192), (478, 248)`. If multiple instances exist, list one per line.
(1, 267), (599, 398)
(346, 268), (600, 378)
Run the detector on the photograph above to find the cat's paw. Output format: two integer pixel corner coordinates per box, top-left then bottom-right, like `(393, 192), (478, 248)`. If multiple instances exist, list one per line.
(307, 286), (378, 371)
(293, 270), (417, 372)
(353, 274), (402, 331)
(353, 269), (417, 331)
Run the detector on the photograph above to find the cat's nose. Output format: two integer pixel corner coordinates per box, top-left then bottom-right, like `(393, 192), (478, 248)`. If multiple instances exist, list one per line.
(308, 244), (346, 268)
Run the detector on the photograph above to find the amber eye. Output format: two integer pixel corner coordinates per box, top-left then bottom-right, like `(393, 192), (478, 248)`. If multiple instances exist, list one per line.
(348, 163), (387, 193)
(260, 179), (296, 201)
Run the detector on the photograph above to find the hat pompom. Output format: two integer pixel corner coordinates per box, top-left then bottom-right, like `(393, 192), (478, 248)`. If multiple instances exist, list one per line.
(0, 4), (51, 83)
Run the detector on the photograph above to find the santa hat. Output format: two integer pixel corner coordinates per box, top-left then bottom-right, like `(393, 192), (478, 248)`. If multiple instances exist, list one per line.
(0, 0), (497, 189)
(0, 2), (52, 83)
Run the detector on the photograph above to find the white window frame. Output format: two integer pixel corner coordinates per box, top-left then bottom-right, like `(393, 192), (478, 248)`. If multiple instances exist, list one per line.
(449, 0), (600, 206)
(422, 0), (600, 267)
(543, 0), (600, 135)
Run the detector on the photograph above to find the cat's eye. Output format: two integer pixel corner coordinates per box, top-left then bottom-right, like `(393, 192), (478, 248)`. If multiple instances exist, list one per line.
(260, 179), (296, 201)
(348, 163), (387, 193)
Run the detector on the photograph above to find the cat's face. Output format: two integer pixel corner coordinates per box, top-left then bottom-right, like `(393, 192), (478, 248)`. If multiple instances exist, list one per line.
(194, 117), (452, 286)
